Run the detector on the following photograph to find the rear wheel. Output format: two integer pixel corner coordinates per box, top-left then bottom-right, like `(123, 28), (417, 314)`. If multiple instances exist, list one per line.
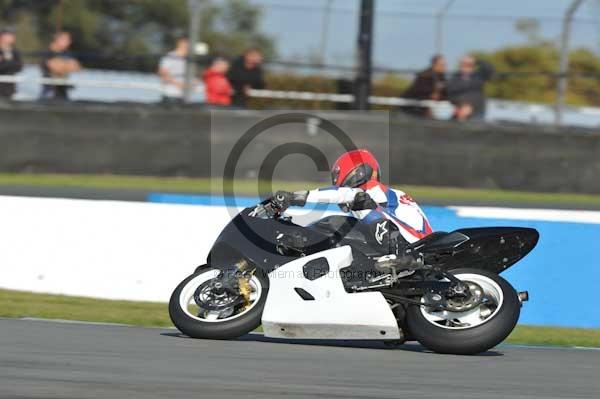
(169, 266), (269, 339)
(406, 268), (520, 355)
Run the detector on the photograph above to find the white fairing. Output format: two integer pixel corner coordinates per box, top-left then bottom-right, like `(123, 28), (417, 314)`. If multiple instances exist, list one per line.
(262, 246), (400, 340)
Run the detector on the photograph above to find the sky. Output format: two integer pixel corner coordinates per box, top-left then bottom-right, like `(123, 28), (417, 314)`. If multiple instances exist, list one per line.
(245, 0), (600, 74)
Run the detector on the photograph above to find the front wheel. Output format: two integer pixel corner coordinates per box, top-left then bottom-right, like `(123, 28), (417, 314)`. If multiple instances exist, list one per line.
(169, 266), (269, 339)
(406, 268), (520, 355)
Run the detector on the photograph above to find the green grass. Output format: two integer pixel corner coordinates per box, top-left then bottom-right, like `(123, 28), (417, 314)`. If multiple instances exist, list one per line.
(2, 289), (599, 348)
(2, 172), (600, 207)
(507, 325), (600, 348)
(0, 289), (172, 328)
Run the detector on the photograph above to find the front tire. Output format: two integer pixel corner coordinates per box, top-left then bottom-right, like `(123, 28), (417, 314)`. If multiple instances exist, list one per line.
(406, 268), (520, 355)
(169, 267), (269, 339)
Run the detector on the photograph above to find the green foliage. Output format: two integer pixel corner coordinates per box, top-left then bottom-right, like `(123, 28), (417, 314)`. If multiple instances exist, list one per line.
(475, 45), (558, 103)
(568, 48), (600, 106)
(475, 44), (600, 106)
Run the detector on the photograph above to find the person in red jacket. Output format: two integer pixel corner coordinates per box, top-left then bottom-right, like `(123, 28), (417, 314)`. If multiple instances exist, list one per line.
(203, 57), (233, 106)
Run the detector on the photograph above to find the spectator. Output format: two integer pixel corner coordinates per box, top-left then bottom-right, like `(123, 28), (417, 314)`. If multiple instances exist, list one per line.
(40, 31), (81, 100)
(0, 27), (23, 99)
(227, 48), (265, 107)
(447, 56), (495, 121)
(158, 35), (193, 104)
(401, 54), (447, 118)
(202, 57), (233, 106)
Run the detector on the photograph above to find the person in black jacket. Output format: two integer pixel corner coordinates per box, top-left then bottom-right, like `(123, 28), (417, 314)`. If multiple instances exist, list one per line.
(0, 28), (23, 99)
(401, 54), (447, 118)
(227, 48), (265, 107)
(447, 56), (495, 121)
(40, 31), (81, 100)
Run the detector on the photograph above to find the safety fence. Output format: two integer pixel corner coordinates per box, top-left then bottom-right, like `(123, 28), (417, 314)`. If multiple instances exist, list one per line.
(2, 70), (599, 128)
(0, 72), (449, 108)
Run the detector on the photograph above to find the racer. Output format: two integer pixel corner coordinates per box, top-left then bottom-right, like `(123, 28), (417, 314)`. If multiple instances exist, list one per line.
(265, 149), (433, 262)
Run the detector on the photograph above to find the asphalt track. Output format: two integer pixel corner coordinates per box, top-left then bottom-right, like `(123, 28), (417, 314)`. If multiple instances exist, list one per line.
(2, 319), (599, 399)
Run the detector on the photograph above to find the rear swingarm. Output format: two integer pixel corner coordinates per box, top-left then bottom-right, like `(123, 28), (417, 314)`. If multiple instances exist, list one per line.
(379, 290), (456, 311)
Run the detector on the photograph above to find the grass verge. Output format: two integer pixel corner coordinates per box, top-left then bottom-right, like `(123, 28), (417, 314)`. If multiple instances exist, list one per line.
(2, 289), (599, 348)
(2, 173), (600, 207)
(0, 289), (172, 328)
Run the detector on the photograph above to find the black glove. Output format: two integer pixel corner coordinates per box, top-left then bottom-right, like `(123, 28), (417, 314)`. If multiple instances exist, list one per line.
(350, 191), (378, 211)
(271, 190), (309, 212)
(271, 191), (292, 212)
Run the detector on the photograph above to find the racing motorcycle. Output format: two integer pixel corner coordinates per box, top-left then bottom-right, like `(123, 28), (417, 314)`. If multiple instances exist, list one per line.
(169, 194), (538, 355)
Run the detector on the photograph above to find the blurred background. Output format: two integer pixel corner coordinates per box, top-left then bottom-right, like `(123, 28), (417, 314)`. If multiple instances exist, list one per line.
(0, 0), (599, 125)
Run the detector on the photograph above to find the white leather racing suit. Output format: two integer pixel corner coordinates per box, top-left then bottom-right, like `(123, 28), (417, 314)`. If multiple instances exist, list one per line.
(302, 182), (433, 245)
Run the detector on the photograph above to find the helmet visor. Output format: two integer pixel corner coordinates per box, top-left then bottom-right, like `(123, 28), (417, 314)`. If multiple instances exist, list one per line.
(340, 164), (373, 187)
(331, 166), (340, 185)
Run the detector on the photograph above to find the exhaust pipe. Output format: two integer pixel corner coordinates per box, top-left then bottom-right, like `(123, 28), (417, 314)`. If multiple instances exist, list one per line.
(518, 291), (529, 304)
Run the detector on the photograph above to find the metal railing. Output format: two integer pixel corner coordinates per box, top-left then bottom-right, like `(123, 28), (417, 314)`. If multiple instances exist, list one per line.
(247, 88), (451, 108)
(1, 72), (599, 128)
(0, 74), (450, 108)
(0, 75), (162, 93)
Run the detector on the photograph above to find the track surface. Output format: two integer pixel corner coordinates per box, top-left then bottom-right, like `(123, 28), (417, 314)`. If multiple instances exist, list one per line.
(2, 319), (599, 399)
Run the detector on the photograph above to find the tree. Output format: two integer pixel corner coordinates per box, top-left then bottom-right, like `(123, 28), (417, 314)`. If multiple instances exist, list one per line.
(475, 44), (600, 106)
(474, 45), (559, 104)
(468, 19), (600, 106)
(568, 48), (600, 106)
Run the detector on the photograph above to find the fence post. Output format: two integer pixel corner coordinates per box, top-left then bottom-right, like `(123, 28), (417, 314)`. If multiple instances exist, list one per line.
(184, 0), (202, 103)
(318, 0), (334, 65)
(555, 0), (585, 125)
(434, 0), (455, 55)
(355, 0), (375, 110)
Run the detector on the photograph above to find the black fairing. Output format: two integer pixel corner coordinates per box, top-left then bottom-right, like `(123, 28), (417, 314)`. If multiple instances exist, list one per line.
(207, 207), (539, 275)
(208, 207), (334, 273)
(413, 227), (539, 274)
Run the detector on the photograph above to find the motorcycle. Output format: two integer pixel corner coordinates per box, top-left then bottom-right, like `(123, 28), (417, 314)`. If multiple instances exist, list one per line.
(169, 194), (538, 355)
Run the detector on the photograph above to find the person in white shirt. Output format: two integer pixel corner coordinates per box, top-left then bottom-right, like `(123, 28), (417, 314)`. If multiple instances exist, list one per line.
(158, 35), (191, 103)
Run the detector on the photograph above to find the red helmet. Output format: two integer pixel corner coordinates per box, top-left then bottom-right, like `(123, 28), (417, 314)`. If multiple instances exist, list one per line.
(331, 149), (381, 188)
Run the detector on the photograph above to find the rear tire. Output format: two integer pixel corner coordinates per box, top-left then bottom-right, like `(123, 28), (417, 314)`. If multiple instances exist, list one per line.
(169, 267), (269, 339)
(406, 268), (520, 355)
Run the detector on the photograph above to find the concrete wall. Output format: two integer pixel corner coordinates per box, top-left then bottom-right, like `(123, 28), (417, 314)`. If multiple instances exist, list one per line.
(1, 102), (599, 193)
(0, 102), (211, 176)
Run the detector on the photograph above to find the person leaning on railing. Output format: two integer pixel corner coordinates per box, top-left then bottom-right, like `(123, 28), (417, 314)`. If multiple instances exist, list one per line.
(157, 35), (200, 104)
(40, 31), (81, 101)
(401, 54), (447, 118)
(0, 27), (22, 100)
(202, 57), (233, 106)
(447, 56), (495, 121)
(227, 48), (265, 108)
